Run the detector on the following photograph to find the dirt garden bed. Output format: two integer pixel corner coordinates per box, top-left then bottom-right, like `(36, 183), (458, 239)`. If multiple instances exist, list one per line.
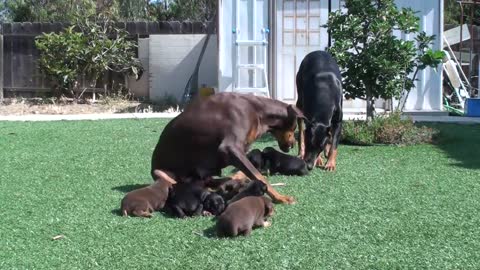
(0, 98), (180, 115)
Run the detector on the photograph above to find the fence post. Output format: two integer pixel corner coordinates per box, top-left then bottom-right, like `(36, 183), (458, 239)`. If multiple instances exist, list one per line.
(0, 33), (4, 102)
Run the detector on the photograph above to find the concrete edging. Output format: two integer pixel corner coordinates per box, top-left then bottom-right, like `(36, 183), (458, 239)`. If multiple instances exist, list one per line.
(0, 112), (181, 122)
(1, 112), (479, 124)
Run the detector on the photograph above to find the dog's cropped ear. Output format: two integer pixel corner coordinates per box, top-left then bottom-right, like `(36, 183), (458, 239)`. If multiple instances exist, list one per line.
(287, 105), (306, 120)
(153, 169), (177, 185)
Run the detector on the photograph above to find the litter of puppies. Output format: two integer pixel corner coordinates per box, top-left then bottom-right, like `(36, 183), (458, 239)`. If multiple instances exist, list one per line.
(119, 147), (304, 237)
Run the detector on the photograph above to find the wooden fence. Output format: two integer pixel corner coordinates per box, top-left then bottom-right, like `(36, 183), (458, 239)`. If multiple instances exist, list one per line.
(0, 21), (213, 100)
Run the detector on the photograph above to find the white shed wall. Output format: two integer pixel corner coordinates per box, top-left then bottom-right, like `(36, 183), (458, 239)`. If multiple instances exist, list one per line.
(218, 0), (444, 112)
(149, 34), (218, 102)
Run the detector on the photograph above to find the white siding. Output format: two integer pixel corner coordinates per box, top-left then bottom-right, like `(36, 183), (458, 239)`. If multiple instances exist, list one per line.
(149, 35), (217, 101)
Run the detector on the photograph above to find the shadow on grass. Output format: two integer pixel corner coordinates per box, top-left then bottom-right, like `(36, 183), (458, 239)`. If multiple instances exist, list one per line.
(429, 123), (480, 170)
(202, 225), (218, 238)
(111, 208), (177, 218)
(111, 209), (123, 216)
(112, 184), (149, 193)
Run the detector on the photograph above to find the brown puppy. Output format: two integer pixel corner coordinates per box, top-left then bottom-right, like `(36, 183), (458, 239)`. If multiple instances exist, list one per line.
(121, 170), (176, 218)
(216, 196), (274, 237)
(227, 179), (267, 205)
(215, 178), (251, 201)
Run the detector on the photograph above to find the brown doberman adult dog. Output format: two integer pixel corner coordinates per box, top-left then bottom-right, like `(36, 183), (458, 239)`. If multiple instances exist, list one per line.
(151, 92), (305, 204)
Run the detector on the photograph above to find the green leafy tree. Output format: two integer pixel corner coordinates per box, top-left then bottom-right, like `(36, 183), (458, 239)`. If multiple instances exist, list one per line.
(0, 0), (96, 22)
(327, 0), (445, 120)
(444, 0), (461, 25)
(444, 0), (480, 26)
(35, 14), (143, 99)
(117, 0), (151, 21)
(149, 0), (216, 21)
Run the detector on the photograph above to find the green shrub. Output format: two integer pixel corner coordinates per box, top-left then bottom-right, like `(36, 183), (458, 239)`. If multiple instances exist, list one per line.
(342, 112), (437, 145)
(35, 14), (143, 99)
(342, 121), (376, 145)
(327, 0), (444, 120)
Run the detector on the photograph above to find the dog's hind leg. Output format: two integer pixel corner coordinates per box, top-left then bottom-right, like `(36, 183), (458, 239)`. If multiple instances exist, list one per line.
(296, 66), (305, 158)
(325, 113), (342, 171)
(297, 119), (305, 159)
(152, 169), (177, 184)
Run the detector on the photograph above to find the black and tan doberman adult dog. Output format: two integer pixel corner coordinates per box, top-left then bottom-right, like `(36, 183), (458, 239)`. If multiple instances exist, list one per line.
(151, 93), (305, 204)
(296, 51), (343, 171)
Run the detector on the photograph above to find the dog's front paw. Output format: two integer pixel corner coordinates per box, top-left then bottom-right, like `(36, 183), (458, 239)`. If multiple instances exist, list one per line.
(324, 161), (336, 171)
(274, 195), (296, 205)
(263, 221), (272, 228)
(315, 155), (324, 167)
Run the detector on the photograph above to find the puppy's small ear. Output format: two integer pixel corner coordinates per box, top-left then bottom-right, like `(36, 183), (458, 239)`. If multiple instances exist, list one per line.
(200, 191), (211, 202)
(287, 105), (306, 120)
(261, 182), (267, 194)
(264, 198), (274, 217)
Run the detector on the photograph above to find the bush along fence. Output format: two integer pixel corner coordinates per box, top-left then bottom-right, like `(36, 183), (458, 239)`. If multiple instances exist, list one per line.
(0, 21), (214, 101)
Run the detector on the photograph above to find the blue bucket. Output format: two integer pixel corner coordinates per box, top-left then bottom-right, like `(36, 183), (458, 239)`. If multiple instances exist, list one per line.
(465, 98), (480, 117)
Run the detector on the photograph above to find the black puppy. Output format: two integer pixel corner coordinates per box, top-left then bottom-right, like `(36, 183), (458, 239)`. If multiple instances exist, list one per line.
(246, 149), (265, 172)
(166, 182), (224, 218)
(296, 51), (343, 171)
(262, 147), (308, 176)
(203, 192), (226, 216)
(227, 179), (267, 204)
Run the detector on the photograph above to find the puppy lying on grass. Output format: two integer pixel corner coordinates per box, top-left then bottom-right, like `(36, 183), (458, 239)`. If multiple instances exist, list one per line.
(246, 149), (265, 173)
(121, 170), (176, 218)
(216, 196), (274, 237)
(166, 181), (225, 218)
(262, 147), (308, 176)
(247, 147), (308, 176)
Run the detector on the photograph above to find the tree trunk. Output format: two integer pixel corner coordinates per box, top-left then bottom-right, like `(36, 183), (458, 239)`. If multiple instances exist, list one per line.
(366, 93), (375, 122)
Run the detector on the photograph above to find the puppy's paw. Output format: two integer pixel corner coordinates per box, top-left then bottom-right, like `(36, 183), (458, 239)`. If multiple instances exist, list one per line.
(139, 211), (153, 218)
(263, 221), (272, 228)
(202, 210), (213, 217)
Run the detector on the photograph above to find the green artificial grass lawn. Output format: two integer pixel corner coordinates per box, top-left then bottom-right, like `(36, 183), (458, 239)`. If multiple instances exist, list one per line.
(1, 119), (479, 269)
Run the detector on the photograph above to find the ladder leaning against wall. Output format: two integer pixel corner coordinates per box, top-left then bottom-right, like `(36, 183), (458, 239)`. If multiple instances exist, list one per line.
(232, 0), (270, 97)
